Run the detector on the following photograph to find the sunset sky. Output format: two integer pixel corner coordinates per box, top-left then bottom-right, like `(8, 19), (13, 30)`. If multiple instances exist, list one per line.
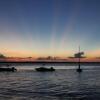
(0, 0), (100, 58)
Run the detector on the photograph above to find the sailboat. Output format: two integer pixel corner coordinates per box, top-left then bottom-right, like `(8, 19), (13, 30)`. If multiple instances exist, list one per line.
(35, 64), (55, 72)
(76, 46), (82, 72)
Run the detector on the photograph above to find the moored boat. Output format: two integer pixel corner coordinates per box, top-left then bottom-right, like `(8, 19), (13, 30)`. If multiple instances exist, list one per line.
(35, 67), (55, 72)
(0, 67), (17, 72)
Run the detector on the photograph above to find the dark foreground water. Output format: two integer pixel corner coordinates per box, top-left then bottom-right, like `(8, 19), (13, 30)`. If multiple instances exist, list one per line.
(0, 65), (100, 100)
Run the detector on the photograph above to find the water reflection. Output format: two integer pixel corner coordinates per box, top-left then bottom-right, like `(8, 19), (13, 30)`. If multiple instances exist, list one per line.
(0, 66), (100, 100)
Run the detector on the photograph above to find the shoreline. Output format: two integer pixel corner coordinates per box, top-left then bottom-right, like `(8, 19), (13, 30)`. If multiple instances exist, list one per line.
(0, 61), (100, 66)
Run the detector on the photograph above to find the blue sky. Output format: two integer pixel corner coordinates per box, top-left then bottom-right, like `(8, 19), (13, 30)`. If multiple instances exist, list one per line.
(0, 0), (100, 57)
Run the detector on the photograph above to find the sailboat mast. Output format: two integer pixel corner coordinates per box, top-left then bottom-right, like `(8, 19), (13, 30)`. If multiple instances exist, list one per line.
(78, 46), (80, 69)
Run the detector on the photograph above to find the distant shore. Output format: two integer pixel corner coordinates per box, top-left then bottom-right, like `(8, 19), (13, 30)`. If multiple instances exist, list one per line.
(0, 61), (100, 66)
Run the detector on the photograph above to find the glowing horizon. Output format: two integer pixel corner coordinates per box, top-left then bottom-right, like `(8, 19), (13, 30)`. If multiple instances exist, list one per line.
(0, 0), (100, 59)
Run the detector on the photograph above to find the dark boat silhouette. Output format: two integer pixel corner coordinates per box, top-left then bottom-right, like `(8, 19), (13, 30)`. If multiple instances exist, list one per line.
(35, 67), (55, 72)
(77, 67), (82, 72)
(0, 67), (17, 72)
(76, 46), (82, 73)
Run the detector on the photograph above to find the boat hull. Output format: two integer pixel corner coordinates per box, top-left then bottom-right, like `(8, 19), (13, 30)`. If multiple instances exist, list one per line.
(35, 67), (55, 72)
(0, 67), (17, 72)
(77, 68), (82, 72)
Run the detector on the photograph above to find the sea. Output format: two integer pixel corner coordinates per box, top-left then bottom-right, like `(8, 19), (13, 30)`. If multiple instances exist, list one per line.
(0, 64), (100, 100)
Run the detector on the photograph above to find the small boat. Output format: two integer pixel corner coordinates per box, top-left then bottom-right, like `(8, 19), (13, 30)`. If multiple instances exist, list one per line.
(0, 67), (17, 72)
(35, 67), (55, 72)
(77, 68), (82, 72)
(76, 46), (82, 73)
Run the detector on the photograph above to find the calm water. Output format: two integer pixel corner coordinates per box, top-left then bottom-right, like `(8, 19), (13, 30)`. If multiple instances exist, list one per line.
(0, 65), (100, 100)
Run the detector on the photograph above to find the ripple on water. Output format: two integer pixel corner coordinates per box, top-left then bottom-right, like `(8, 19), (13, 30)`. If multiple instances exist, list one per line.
(0, 67), (100, 100)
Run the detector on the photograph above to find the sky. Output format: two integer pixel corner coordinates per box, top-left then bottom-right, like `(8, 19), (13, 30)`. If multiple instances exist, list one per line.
(0, 0), (100, 58)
